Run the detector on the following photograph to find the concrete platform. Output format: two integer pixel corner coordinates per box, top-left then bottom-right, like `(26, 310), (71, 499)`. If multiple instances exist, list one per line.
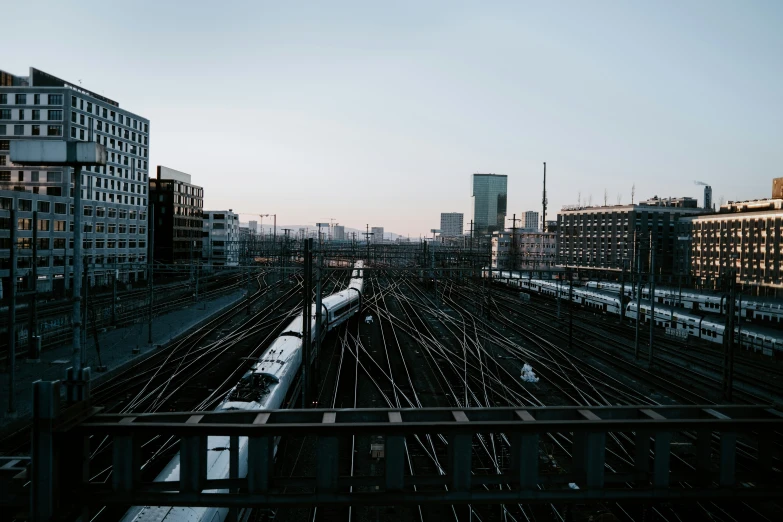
(0, 289), (245, 433)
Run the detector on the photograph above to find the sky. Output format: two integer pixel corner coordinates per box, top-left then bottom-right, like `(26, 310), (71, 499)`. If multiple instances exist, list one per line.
(4, 1), (782, 237)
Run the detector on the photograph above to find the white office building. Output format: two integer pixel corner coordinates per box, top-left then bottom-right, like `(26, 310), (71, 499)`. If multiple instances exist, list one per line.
(1, 67), (150, 293)
(203, 210), (239, 267)
(524, 211), (539, 231)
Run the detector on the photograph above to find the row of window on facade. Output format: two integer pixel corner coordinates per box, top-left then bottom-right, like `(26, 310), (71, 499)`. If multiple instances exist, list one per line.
(0, 109), (63, 121)
(71, 113), (148, 147)
(1, 237), (147, 250)
(0, 94), (63, 105)
(70, 95), (148, 134)
(0, 254), (147, 270)
(1, 217), (146, 234)
(0, 124), (62, 136)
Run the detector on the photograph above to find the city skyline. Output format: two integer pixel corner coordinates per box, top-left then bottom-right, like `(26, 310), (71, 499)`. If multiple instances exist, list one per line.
(2, 1), (781, 236)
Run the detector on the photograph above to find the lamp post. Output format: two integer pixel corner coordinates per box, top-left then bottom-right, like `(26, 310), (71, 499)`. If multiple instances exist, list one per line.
(11, 140), (106, 402)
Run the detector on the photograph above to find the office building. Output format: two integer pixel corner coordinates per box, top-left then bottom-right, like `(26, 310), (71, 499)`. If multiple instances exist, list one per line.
(557, 197), (705, 279)
(248, 220), (258, 235)
(440, 212), (463, 237)
(1, 67), (150, 290)
(371, 226), (384, 243)
(472, 173), (507, 235)
(491, 230), (558, 274)
(703, 185), (713, 211)
(332, 225), (345, 241)
(149, 166), (204, 265)
(203, 210), (239, 267)
(679, 195), (783, 295)
(524, 210), (539, 231)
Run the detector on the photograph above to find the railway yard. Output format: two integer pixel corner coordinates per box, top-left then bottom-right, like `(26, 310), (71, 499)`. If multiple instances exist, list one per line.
(2, 253), (783, 522)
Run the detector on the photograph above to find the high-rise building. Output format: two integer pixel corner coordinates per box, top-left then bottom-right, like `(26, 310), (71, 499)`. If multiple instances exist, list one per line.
(371, 226), (384, 243)
(332, 225), (345, 241)
(472, 173), (507, 235)
(149, 166), (203, 265)
(248, 220), (258, 234)
(524, 210), (539, 231)
(440, 212), (463, 237)
(0, 66), (150, 291)
(203, 210), (240, 267)
(703, 185), (713, 211)
(773, 178), (783, 199)
(557, 197), (705, 278)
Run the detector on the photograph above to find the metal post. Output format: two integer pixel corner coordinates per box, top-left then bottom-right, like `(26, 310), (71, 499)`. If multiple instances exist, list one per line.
(314, 246), (323, 382)
(112, 266), (117, 326)
(68, 165), (86, 402)
(723, 269), (736, 400)
(301, 239), (312, 408)
(31, 380), (59, 521)
(634, 246), (642, 360)
(649, 243), (655, 366)
(619, 257), (626, 323)
(7, 205), (17, 416)
(568, 269), (573, 350)
(148, 205), (154, 345)
(30, 210), (39, 351)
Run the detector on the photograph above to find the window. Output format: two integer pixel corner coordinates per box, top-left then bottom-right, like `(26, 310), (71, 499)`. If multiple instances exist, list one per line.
(48, 94), (63, 105)
(0, 171), (10, 181)
(17, 238), (33, 250)
(31, 125), (40, 136)
(84, 205), (93, 216)
(54, 202), (67, 214)
(18, 109), (24, 120)
(38, 219), (50, 231)
(32, 109), (41, 120)
(79, 114), (84, 125)
(47, 172), (61, 182)
(19, 199), (32, 211)
(15, 94), (26, 104)
(48, 110), (62, 120)
(47, 125), (62, 136)
(31, 171), (39, 182)
(34, 94), (40, 105)
(0, 94), (6, 104)
(0, 109), (10, 119)
(0, 125), (5, 135)
(87, 102), (92, 112)
(54, 220), (66, 231)
(0, 155), (5, 166)
(18, 218), (32, 230)
(80, 129), (84, 140)
(54, 238), (66, 249)
(14, 125), (24, 135)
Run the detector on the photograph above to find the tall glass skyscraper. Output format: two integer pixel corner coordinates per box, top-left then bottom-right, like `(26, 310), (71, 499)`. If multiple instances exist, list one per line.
(472, 173), (507, 235)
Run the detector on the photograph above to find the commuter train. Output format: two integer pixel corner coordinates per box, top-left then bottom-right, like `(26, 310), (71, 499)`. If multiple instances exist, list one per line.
(121, 261), (365, 522)
(486, 270), (783, 357)
(585, 280), (783, 326)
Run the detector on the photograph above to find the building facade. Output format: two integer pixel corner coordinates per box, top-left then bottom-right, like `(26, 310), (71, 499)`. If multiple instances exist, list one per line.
(1, 67), (150, 291)
(524, 210), (539, 231)
(149, 166), (203, 265)
(203, 210), (239, 267)
(439, 212), (463, 237)
(491, 230), (557, 273)
(472, 173), (507, 235)
(332, 225), (345, 241)
(680, 198), (783, 295)
(371, 226), (384, 243)
(557, 199), (705, 279)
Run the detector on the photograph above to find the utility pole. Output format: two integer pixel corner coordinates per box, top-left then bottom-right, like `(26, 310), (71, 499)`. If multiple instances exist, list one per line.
(723, 267), (736, 400)
(568, 268), (573, 350)
(6, 203), (17, 417)
(634, 244), (642, 360)
(147, 205), (154, 346)
(363, 224), (373, 261)
(70, 165), (86, 401)
(301, 238), (312, 408)
(619, 257), (626, 324)
(29, 210), (40, 359)
(507, 214), (520, 272)
(648, 237), (655, 366)
(314, 244), (323, 385)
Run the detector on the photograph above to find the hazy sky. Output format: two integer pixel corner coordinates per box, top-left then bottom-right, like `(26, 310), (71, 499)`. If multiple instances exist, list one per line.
(5, 1), (782, 236)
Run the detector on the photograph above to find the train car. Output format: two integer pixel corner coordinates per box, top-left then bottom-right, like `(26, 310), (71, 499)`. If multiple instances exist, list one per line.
(121, 262), (365, 522)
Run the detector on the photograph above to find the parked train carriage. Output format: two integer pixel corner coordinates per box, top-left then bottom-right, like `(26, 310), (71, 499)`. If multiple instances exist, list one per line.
(575, 288), (624, 315)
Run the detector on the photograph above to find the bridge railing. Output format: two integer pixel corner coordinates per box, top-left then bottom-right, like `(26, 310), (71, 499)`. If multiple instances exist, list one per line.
(25, 380), (783, 519)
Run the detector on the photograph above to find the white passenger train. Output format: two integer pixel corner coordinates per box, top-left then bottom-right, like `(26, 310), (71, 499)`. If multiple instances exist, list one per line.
(586, 280), (783, 326)
(486, 269), (783, 357)
(121, 261), (365, 522)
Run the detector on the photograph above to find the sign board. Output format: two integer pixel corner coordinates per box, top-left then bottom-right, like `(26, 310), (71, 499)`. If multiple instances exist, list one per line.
(10, 141), (107, 166)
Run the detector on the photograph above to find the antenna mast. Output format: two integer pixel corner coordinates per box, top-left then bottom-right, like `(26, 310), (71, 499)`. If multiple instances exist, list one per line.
(542, 162), (548, 232)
